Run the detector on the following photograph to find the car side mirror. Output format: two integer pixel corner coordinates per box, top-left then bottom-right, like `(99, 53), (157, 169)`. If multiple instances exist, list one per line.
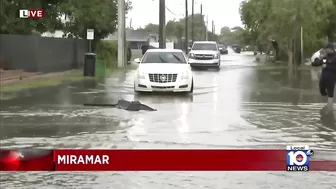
(219, 48), (223, 51)
(188, 47), (191, 51)
(134, 58), (141, 63)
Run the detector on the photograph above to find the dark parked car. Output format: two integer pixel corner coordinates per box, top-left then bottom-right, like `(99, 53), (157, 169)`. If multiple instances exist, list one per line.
(141, 44), (157, 55)
(231, 44), (241, 53)
(218, 44), (228, 54)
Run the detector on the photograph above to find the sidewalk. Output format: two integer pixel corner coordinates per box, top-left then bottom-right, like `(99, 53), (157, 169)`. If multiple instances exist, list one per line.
(0, 69), (77, 86)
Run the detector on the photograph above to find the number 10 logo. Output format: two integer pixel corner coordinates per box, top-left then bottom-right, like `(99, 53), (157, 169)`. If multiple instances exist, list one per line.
(286, 146), (312, 171)
(287, 151), (308, 166)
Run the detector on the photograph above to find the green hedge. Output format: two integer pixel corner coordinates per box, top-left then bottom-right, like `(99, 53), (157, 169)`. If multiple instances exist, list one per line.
(96, 40), (117, 68)
(96, 40), (131, 68)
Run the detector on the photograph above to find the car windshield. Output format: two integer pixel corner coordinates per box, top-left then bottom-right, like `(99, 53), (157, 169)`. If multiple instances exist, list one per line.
(141, 52), (187, 63)
(192, 43), (218, 51)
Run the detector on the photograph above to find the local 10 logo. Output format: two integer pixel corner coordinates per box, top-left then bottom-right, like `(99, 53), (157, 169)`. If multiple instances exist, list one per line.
(286, 145), (314, 172)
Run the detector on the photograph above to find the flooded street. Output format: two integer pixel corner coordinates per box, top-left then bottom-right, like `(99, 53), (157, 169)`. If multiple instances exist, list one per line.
(1, 50), (336, 189)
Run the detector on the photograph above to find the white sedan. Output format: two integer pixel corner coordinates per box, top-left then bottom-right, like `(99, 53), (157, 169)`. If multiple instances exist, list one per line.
(311, 48), (323, 63)
(133, 49), (194, 93)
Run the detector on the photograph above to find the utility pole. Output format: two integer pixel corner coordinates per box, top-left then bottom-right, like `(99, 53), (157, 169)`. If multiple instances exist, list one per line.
(159, 0), (166, 48)
(129, 18), (132, 29)
(200, 4), (203, 40)
(185, 0), (189, 53)
(205, 15), (208, 41)
(300, 26), (303, 64)
(212, 20), (214, 33)
(117, 0), (125, 67)
(191, 0), (194, 44)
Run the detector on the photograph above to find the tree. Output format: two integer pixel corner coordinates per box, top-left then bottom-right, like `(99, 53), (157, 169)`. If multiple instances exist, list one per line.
(0, 0), (133, 45)
(207, 31), (218, 41)
(0, 0), (64, 34)
(135, 14), (214, 43)
(59, 0), (132, 50)
(218, 26), (245, 45)
(324, 0), (336, 41)
(165, 14), (208, 41)
(220, 26), (230, 35)
(239, 0), (334, 67)
(239, 0), (274, 49)
(138, 23), (159, 33)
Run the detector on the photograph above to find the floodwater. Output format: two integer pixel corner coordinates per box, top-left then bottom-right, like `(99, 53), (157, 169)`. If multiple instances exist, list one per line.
(0, 49), (335, 189)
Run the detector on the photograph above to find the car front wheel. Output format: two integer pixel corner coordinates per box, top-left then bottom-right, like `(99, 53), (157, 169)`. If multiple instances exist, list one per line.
(189, 79), (194, 93)
(215, 64), (221, 71)
(134, 82), (138, 92)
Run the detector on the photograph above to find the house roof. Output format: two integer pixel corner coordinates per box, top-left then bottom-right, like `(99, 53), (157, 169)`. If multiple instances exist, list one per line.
(104, 29), (158, 42)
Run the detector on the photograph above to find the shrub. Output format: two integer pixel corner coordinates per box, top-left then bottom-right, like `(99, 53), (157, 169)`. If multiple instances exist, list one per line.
(96, 40), (117, 68)
(96, 40), (132, 68)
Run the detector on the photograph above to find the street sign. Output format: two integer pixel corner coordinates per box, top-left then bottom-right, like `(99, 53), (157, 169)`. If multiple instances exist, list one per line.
(87, 29), (94, 40)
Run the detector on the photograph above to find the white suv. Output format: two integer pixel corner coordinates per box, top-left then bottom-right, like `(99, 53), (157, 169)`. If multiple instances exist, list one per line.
(188, 41), (221, 70)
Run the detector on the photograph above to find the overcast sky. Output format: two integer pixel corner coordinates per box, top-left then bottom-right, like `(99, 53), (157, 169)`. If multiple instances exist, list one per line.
(127, 0), (244, 34)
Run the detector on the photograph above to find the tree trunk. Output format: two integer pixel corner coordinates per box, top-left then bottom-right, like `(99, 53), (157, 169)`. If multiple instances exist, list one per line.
(287, 51), (293, 68)
(293, 41), (296, 64)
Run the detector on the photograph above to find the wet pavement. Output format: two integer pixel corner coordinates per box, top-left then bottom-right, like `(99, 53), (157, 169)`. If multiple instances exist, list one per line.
(1, 49), (336, 189)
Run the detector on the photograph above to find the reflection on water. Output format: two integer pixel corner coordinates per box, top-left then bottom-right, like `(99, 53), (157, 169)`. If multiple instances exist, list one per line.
(1, 56), (336, 188)
(320, 106), (336, 128)
(176, 102), (190, 143)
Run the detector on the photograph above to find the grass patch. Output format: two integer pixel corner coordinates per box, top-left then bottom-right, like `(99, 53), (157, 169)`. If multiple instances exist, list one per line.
(0, 70), (87, 93)
(0, 64), (138, 95)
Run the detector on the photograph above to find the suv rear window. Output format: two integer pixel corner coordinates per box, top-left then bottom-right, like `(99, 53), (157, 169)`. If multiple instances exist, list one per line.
(192, 43), (218, 51)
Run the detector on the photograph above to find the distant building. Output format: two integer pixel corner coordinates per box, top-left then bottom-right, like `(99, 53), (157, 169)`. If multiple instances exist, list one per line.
(41, 30), (65, 38)
(104, 29), (158, 49)
(41, 15), (69, 38)
(41, 20), (159, 49)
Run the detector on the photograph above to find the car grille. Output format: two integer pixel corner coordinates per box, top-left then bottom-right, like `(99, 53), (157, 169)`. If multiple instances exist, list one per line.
(148, 74), (177, 83)
(151, 86), (175, 89)
(195, 54), (214, 60)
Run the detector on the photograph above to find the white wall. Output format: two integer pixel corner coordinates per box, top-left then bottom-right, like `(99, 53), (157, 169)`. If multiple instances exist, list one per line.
(149, 42), (174, 49)
(41, 30), (65, 38)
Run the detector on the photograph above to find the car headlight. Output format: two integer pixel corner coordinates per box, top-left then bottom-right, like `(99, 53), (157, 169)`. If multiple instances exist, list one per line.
(181, 70), (189, 79)
(138, 71), (145, 79)
(214, 53), (219, 59)
(189, 53), (195, 59)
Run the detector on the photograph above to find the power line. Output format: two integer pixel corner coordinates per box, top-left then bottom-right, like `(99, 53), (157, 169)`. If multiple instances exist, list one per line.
(165, 6), (176, 15)
(165, 6), (183, 17)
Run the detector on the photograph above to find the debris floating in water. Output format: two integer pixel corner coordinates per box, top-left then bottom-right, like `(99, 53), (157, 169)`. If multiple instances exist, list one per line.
(84, 99), (157, 111)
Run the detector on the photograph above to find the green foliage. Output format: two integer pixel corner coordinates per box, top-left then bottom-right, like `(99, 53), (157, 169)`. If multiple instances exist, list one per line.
(220, 27), (231, 35)
(0, 0), (64, 34)
(1, 0), (132, 42)
(136, 23), (159, 33)
(96, 40), (117, 68)
(136, 14), (214, 42)
(239, 0), (336, 65)
(218, 26), (245, 45)
(59, 0), (131, 40)
(96, 40), (132, 68)
(325, 0), (336, 41)
(166, 14), (208, 41)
